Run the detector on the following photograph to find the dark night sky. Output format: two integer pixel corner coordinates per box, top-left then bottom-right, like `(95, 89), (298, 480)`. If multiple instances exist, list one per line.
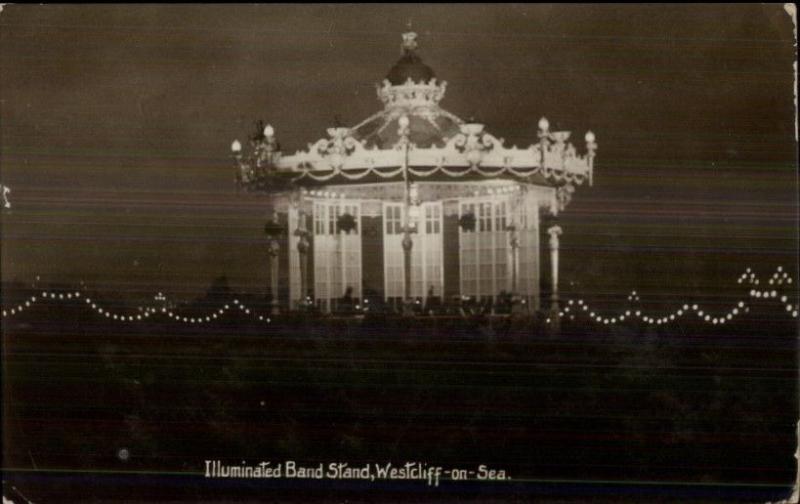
(0, 4), (797, 304)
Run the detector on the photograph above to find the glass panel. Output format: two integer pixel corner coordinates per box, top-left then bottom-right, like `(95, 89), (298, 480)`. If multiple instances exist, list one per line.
(496, 201), (506, 231)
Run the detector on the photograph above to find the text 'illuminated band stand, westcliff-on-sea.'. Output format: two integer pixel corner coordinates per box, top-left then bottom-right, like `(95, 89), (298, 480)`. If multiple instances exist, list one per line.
(230, 32), (597, 317)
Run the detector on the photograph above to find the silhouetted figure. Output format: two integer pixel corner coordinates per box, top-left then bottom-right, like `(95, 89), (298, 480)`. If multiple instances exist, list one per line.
(481, 296), (494, 315)
(340, 286), (354, 314)
(424, 286), (441, 315)
(496, 290), (512, 314)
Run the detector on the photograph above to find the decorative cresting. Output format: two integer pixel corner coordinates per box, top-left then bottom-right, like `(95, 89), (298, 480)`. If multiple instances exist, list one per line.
(374, 31), (449, 126)
(282, 117), (596, 195)
(377, 78), (447, 110)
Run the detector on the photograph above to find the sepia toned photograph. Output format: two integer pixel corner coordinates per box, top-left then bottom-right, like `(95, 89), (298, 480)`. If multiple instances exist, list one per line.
(1, 4), (798, 502)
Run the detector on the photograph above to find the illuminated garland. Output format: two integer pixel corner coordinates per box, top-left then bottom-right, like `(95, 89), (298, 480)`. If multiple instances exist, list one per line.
(293, 163), (559, 183)
(1, 267), (797, 327)
(547, 267), (797, 326)
(1, 292), (272, 325)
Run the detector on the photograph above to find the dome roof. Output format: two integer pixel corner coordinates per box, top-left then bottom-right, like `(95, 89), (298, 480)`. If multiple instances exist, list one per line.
(386, 52), (436, 85)
(385, 32), (435, 85)
(347, 33), (461, 148)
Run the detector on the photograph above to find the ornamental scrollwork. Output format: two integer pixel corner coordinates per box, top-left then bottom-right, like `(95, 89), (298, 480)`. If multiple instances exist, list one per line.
(310, 127), (362, 170)
(452, 123), (496, 167)
(556, 184), (575, 212)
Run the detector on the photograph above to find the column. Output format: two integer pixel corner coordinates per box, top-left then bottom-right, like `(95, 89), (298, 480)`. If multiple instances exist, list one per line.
(402, 232), (413, 310)
(267, 240), (280, 315)
(509, 226), (519, 294)
(265, 209), (282, 316)
(295, 208), (311, 309)
(548, 225), (562, 328)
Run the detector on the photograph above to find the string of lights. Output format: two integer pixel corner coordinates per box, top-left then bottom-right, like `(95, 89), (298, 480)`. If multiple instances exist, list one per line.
(547, 266), (797, 326)
(1, 292), (272, 325)
(1, 267), (797, 327)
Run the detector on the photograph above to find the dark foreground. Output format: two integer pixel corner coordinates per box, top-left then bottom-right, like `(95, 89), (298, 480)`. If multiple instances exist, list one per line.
(2, 302), (798, 503)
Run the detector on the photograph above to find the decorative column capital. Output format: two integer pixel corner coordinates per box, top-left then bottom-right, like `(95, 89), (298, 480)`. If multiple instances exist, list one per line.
(295, 231), (310, 254)
(505, 223), (520, 249)
(401, 233), (414, 252)
(267, 239), (281, 257)
(548, 225), (562, 249)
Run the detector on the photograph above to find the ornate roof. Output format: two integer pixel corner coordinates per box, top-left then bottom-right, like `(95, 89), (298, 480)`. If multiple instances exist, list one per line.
(235, 32), (597, 211)
(346, 32), (463, 149)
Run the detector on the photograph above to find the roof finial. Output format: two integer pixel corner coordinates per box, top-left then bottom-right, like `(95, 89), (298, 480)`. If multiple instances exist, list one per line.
(401, 31), (418, 54)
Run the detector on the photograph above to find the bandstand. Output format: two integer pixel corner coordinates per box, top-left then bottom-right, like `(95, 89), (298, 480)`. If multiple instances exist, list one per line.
(231, 32), (597, 315)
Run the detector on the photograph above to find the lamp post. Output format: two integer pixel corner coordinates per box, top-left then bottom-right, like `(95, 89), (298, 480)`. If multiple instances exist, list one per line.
(233, 122), (290, 315)
(538, 115), (594, 326)
(585, 130), (597, 186)
(397, 114), (418, 310)
(293, 199), (311, 310)
(1, 184), (10, 211)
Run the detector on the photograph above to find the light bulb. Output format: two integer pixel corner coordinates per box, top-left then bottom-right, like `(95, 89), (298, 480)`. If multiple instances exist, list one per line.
(231, 139), (242, 153)
(538, 117), (549, 131)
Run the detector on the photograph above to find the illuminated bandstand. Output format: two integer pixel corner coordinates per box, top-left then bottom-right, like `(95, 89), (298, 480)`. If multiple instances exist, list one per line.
(231, 32), (597, 315)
